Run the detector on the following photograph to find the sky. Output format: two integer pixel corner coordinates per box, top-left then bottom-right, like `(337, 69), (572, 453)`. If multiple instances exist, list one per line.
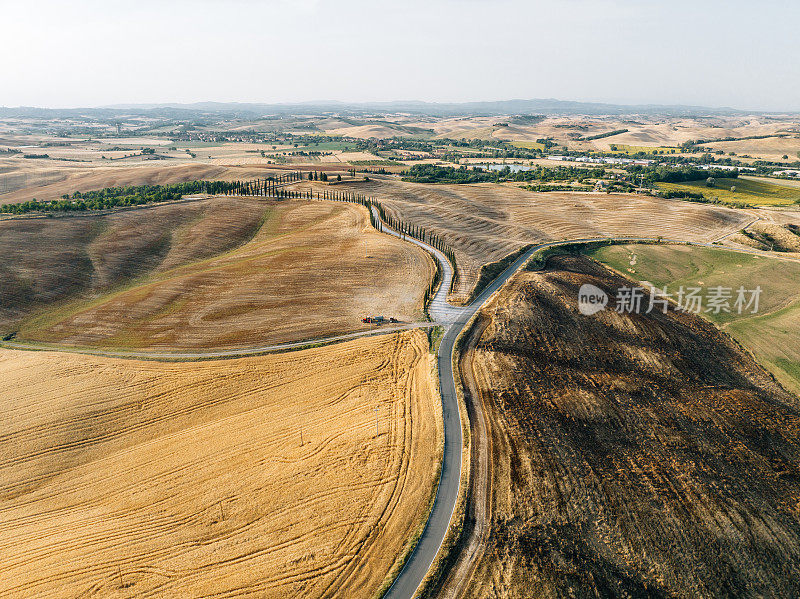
(2, 0), (799, 111)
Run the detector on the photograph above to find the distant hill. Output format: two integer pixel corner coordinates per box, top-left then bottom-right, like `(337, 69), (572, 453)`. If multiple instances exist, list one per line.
(101, 99), (751, 117)
(2, 98), (793, 120)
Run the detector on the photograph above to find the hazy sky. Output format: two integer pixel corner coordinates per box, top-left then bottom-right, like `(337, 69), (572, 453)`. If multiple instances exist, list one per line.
(3, 0), (798, 111)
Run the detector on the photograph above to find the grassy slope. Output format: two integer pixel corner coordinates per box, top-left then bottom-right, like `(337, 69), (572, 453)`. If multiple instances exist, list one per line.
(657, 177), (800, 206)
(588, 244), (800, 395)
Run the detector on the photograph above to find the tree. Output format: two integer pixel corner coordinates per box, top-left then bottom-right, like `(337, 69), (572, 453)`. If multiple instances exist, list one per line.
(321, 173), (328, 182)
(731, 186), (736, 193)
(308, 172), (313, 181)
(336, 174), (342, 181)
(706, 177), (716, 188)
(783, 155), (789, 160)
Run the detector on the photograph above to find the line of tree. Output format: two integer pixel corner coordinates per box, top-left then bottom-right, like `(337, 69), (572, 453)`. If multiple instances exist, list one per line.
(298, 184), (460, 295)
(0, 172), (305, 214)
(376, 206), (458, 291)
(578, 128), (629, 141)
(401, 163), (608, 184)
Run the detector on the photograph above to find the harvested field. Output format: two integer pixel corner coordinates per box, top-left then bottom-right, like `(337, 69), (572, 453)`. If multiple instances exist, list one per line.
(12, 199), (433, 350)
(0, 330), (442, 598)
(345, 177), (753, 303)
(727, 221), (800, 253)
(454, 255), (800, 598)
(0, 197), (270, 333)
(0, 161), (285, 205)
(703, 137), (800, 161)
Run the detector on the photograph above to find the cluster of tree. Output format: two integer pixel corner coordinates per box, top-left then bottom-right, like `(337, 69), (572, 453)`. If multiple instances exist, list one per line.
(630, 165), (738, 183)
(1, 180), (227, 214)
(658, 189), (706, 200)
(402, 164), (608, 185)
(402, 164), (497, 184)
(521, 184), (591, 193)
(284, 150), (333, 156)
(688, 134), (787, 145)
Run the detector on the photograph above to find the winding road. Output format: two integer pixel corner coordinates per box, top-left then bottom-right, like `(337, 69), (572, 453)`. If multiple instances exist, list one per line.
(4, 197), (797, 598)
(376, 220), (800, 598)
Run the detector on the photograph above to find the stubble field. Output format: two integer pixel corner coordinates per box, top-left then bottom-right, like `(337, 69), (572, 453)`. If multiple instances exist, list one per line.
(0, 161), (288, 205)
(347, 177), (753, 303)
(7, 198), (433, 350)
(0, 329), (442, 598)
(1, 196), (270, 332)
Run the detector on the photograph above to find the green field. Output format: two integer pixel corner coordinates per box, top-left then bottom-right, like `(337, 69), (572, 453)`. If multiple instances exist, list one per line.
(607, 144), (682, 154)
(657, 177), (800, 206)
(510, 140), (546, 151)
(588, 243), (800, 396)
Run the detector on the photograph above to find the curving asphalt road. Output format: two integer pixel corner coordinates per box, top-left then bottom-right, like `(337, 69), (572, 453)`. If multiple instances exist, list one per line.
(4, 198), (793, 598)
(379, 211), (543, 599)
(380, 227), (800, 599)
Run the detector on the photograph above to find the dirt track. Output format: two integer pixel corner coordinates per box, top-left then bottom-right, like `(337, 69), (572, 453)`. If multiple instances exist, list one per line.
(453, 255), (800, 598)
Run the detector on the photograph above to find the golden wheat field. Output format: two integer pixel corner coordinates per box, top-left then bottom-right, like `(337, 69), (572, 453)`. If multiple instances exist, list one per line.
(0, 329), (441, 598)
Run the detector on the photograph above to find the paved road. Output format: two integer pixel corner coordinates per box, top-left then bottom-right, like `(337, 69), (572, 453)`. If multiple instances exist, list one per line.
(371, 206), (462, 325)
(5, 200), (792, 597)
(381, 215), (542, 599)
(381, 229), (800, 598)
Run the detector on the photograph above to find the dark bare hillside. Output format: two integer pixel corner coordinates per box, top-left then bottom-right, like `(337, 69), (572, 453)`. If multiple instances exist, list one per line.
(460, 255), (800, 598)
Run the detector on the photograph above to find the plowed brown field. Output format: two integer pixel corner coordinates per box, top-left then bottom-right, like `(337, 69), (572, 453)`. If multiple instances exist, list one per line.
(451, 255), (800, 598)
(0, 329), (441, 598)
